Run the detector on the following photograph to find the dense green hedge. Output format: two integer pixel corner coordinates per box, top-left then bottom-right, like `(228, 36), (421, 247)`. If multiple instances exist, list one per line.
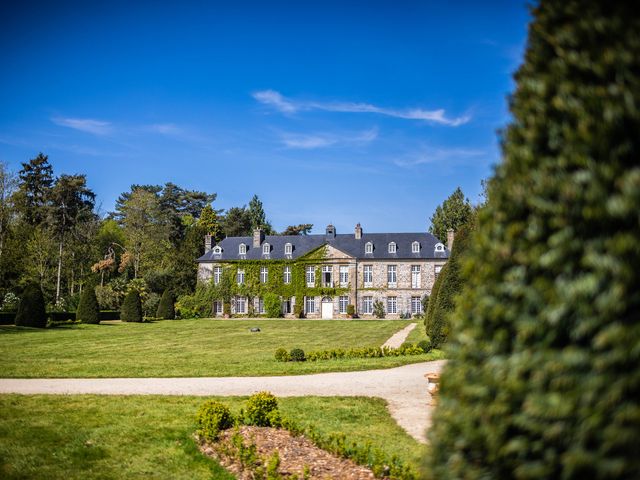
(156, 289), (175, 320)
(0, 312), (16, 325)
(426, 2), (640, 479)
(121, 290), (143, 322)
(424, 262), (446, 333)
(15, 283), (47, 328)
(76, 285), (100, 324)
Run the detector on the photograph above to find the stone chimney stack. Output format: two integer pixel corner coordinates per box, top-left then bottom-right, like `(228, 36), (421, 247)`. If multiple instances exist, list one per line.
(253, 228), (264, 248)
(204, 234), (212, 253)
(355, 223), (363, 240)
(326, 224), (336, 238)
(447, 228), (455, 251)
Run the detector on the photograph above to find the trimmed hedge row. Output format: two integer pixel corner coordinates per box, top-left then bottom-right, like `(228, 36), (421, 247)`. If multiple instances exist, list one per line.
(0, 310), (121, 325)
(275, 342), (431, 362)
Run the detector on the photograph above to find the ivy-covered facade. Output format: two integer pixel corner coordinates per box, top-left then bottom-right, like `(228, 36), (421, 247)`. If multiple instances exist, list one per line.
(196, 224), (449, 318)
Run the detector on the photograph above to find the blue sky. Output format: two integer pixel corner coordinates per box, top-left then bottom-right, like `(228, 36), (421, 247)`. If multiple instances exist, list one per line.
(0, 1), (530, 235)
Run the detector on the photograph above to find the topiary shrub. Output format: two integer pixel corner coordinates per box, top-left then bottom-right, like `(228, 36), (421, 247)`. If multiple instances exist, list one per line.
(417, 339), (432, 353)
(244, 391), (280, 427)
(289, 348), (305, 362)
(274, 347), (290, 362)
(14, 283), (47, 328)
(264, 292), (282, 318)
(426, 2), (640, 479)
(425, 263), (446, 335)
(293, 304), (304, 318)
(196, 400), (234, 441)
(373, 300), (385, 319)
(76, 283), (100, 324)
(156, 289), (176, 319)
(346, 304), (355, 317)
(121, 289), (143, 322)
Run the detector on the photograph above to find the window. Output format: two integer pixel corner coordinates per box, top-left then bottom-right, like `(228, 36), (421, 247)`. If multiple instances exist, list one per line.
(322, 265), (332, 287)
(283, 266), (291, 284)
(260, 266), (268, 283)
(213, 266), (222, 285)
(363, 265), (373, 287)
(387, 265), (397, 287)
(339, 266), (349, 287)
(258, 297), (265, 314)
(412, 241), (420, 253)
(387, 296), (397, 314)
(339, 296), (349, 314)
(388, 242), (396, 253)
(363, 296), (373, 314)
(306, 266), (315, 287)
(282, 297), (292, 314)
(411, 265), (421, 288)
(435, 265), (443, 279)
(214, 301), (223, 314)
(411, 296), (422, 314)
(284, 243), (292, 256)
(236, 296), (246, 314)
(239, 243), (247, 255)
(262, 243), (270, 255)
(305, 296), (316, 314)
(237, 269), (245, 285)
(435, 243), (445, 253)
(365, 242), (373, 254)
(212, 246), (222, 254)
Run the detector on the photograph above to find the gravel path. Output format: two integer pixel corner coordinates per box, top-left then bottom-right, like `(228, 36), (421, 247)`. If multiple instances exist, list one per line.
(0, 360), (445, 443)
(382, 322), (417, 349)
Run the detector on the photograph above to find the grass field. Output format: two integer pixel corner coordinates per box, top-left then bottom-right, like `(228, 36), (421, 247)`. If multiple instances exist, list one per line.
(0, 394), (425, 479)
(0, 318), (442, 378)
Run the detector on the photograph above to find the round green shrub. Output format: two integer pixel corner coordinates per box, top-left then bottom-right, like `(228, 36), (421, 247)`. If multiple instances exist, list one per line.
(121, 289), (142, 322)
(417, 339), (432, 353)
(346, 304), (355, 316)
(76, 284), (100, 324)
(264, 292), (282, 318)
(274, 347), (290, 362)
(156, 289), (176, 320)
(245, 391), (279, 427)
(196, 400), (234, 441)
(289, 348), (305, 362)
(14, 283), (47, 328)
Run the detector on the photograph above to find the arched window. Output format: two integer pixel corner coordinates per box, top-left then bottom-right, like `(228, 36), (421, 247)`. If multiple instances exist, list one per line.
(239, 243), (247, 255)
(262, 243), (270, 255)
(365, 242), (374, 254)
(388, 242), (396, 253)
(434, 242), (445, 253)
(412, 241), (420, 253)
(212, 246), (222, 254)
(284, 243), (292, 255)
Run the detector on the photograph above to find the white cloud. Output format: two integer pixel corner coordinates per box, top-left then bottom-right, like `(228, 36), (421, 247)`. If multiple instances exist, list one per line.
(394, 147), (485, 167)
(280, 127), (378, 150)
(146, 123), (183, 135)
(252, 90), (470, 126)
(51, 117), (113, 135)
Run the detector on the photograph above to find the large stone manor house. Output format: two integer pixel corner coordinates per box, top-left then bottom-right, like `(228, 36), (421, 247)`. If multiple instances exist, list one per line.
(196, 223), (451, 319)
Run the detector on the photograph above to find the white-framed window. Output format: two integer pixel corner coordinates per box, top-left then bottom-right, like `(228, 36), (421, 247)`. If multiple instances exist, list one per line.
(387, 296), (397, 314)
(339, 295), (349, 314)
(236, 296), (246, 314)
(305, 296), (316, 314)
(411, 265), (421, 288)
(388, 242), (396, 254)
(411, 296), (422, 314)
(306, 266), (315, 287)
(239, 243), (247, 255)
(365, 242), (373, 254)
(260, 266), (268, 283)
(321, 265), (332, 287)
(212, 246), (222, 254)
(435, 243), (445, 253)
(213, 266), (222, 285)
(339, 266), (349, 287)
(363, 296), (373, 314)
(258, 297), (265, 314)
(387, 265), (397, 287)
(262, 243), (270, 255)
(214, 300), (223, 314)
(412, 241), (420, 253)
(283, 266), (291, 284)
(237, 269), (245, 285)
(363, 265), (373, 287)
(435, 265), (443, 279)
(284, 243), (292, 255)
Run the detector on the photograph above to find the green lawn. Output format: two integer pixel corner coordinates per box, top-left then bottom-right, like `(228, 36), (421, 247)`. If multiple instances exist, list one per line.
(0, 319), (443, 378)
(0, 395), (425, 479)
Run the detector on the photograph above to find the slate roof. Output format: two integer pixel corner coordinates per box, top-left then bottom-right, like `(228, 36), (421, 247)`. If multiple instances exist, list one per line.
(197, 231), (449, 262)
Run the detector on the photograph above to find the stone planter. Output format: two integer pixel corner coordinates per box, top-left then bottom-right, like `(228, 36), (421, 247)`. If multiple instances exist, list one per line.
(425, 372), (440, 406)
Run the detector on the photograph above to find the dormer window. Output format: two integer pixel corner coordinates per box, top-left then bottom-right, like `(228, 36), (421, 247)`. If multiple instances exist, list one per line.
(365, 242), (374, 254)
(239, 243), (247, 255)
(212, 246), (222, 254)
(284, 243), (292, 255)
(434, 243), (445, 253)
(412, 241), (420, 253)
(262, 243), (270, 255)
(388, 242), (396, 254)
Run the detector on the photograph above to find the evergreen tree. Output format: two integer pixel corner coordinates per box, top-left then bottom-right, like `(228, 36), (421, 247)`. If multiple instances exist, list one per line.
(247, 195), (274, 234)
(15, 153), (54, 226)
(222, 206), (252, 237)
(428, 187), (472, 243)
(156, 289), (175, 319)
(198, 204), (223, 242)
(281, 223), (313, 236)
(121, 289), (143, 322)
(426, 2), (640, 479)
(14, 283), (47, 328)
(424, 262), (446, 336)
(76, 283), (100, 324)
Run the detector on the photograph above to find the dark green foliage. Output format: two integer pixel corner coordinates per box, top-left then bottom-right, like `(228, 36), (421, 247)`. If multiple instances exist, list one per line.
(76, 284), (100, 324)
(373, 300), (385, 319)
(263, 292), (281, 318)
(424, 264), (446, 334)
(428, 187), (473, 243)
(426, 225), (473, 348)
(274, 347), (290, 362)
(281, 223), (313, 235)
(417, 339), (431, 353)
(346, 304), (355, 316)
(420, 295), (429, 316)
(196, 400), (234, 441)
(289, 348), (306, 362)
(14, 283), (47, 328)
(244, 391), (280, 427)
(426, 2), (640, 479)
(156, 289), (176, 319)
(121, 289), (143, 322)
(293, 304), (304, 318)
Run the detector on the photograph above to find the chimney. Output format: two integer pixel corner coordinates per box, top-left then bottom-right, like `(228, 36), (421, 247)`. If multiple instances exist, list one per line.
(253, 228), (264, 248)
(204, 234), (212, 253)
(447, 228), (455, 251)
(354, 223), (362, 240)
(326, 224), (336, 238)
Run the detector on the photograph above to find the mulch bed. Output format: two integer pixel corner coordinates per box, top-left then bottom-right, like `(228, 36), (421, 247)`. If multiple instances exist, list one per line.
(199, 425), (378, 479)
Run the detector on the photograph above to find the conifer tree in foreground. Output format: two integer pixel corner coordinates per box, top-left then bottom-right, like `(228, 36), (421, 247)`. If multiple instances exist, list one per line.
(14, 283), (47, 328)
(76, 283), (100, 324)
(156, 289), (175, 319)
(121, 289), (143, 322)
(426, 2), (640, 479)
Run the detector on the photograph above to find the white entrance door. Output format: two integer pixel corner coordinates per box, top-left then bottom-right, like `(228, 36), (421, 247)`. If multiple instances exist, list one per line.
(321, 297), (333, 319)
